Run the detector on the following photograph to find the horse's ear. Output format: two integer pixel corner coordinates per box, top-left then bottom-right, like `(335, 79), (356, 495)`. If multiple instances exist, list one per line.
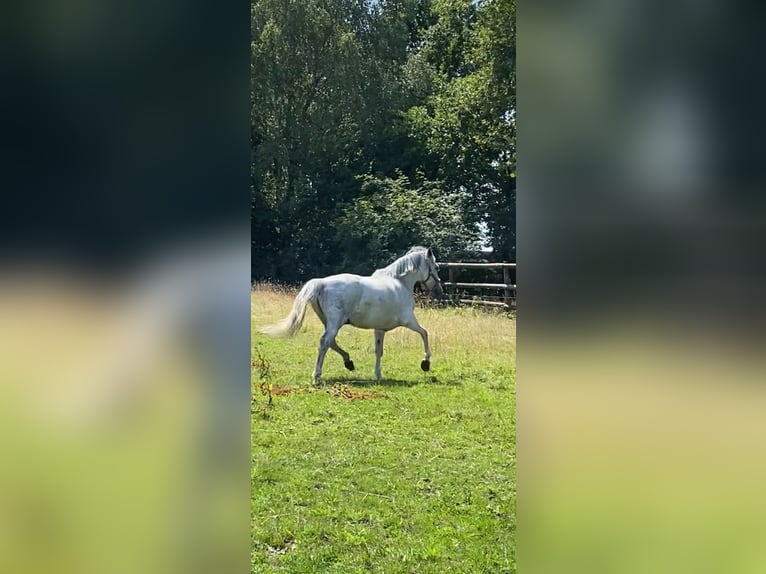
(426, 247), (433, 259)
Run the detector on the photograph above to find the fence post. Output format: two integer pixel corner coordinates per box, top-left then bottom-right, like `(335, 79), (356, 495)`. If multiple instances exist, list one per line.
(448, 267), (455, 304)
(503, 266), (511, 309)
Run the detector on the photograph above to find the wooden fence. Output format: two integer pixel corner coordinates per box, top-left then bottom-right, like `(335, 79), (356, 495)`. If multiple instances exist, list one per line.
(440, 262), (516, 310)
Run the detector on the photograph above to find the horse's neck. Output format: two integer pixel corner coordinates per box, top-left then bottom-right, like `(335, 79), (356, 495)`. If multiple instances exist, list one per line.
(398, 273), (420, 292)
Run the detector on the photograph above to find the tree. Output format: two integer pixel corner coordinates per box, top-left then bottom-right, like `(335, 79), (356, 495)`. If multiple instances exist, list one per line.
(405, 0), (516, 259)
(251, 0), (514, 280)
(251, 0), (371, 279)
(335, 172), (479, 274)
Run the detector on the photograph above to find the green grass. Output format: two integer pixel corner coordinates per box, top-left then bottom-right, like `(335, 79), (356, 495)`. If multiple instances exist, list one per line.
(252, 285), (516, 573)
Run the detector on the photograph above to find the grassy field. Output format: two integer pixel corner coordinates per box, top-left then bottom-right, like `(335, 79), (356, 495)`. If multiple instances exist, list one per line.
(251, 284), (516, 573)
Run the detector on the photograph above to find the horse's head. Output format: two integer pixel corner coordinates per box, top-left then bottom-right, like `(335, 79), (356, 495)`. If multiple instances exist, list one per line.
(420, 247), (444, 300)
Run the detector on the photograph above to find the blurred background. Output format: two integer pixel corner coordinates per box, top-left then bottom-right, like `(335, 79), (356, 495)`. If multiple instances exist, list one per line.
(520, 1), (766, 573)
(0, 1), (250, 573)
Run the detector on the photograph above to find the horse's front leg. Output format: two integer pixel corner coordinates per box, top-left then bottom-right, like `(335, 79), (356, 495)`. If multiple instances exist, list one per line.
(404, 318), (431, 372)
(374, 329), (385, 381)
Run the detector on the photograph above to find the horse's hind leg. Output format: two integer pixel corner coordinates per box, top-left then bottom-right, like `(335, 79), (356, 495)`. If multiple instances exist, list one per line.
(330, 341), (355, 371)
(311, 301), (354, 371)
(313, 322), (342, 385)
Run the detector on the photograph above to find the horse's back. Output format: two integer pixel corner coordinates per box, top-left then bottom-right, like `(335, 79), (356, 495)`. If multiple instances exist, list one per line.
(320, 273), (365, 294)
(324, 273), (365, 282)
(316, 273), (365, 311)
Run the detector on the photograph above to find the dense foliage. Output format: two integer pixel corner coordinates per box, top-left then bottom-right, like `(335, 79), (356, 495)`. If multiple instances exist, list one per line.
(252, 0), (515, 280)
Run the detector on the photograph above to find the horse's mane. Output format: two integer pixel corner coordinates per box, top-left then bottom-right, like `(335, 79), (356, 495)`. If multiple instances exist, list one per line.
(372, 246), (428, 278)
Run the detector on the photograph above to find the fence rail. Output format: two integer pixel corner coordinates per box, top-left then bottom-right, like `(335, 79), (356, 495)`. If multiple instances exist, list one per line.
(446, 281), (516, 289)
(440, 262), (516, 269)
(439, 261), (516, 311)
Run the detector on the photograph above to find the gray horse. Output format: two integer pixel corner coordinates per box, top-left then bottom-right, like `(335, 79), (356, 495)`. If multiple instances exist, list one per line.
(259, 247), (443, 384)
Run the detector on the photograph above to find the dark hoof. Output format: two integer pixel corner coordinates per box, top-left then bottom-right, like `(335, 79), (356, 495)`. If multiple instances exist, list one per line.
(420, 359), (431, 372)
(344, 360), (355, 371)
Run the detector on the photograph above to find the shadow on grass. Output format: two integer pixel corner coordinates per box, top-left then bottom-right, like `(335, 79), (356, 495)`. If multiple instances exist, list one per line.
(322, 375), (462, 388)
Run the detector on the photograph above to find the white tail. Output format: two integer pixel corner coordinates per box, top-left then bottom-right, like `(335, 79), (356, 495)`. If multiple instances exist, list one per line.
(258, 279), (321, 338)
